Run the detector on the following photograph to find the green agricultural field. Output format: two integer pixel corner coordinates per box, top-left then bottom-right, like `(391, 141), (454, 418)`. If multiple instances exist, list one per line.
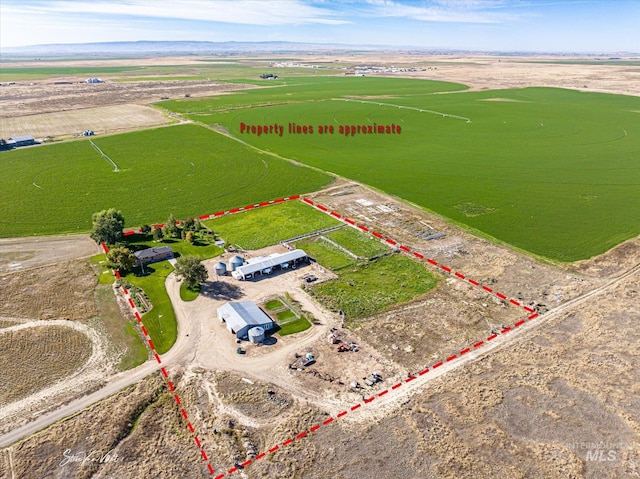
(325, 227), (391, 259)
(0, 124), (332, 237)
(204, 201), (340, 250)
(295, 237), (355, 270)
(158, 76), (467, 114)
(308, 254), (439, 322)
(162, 79), (640, 261)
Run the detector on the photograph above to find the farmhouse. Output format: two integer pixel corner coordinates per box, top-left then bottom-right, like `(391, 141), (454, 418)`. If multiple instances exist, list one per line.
(231, 249), (308, 280)
(134, 246), (174, 266)
(217, 301), (275, 339)
(7, 134), (36, 148)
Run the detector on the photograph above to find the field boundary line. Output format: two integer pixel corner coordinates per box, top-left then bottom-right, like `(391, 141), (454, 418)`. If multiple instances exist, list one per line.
(101, 243), (216, 476)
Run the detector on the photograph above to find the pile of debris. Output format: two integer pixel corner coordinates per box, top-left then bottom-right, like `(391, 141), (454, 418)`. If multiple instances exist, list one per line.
(350, 372), (383, 389)
(328, 328), (360, 352)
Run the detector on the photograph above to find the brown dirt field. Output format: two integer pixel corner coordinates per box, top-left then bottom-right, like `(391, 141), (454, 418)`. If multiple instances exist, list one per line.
(0, 79), (252, 118)
(0, 325), (92, 405)
(0, 104), (173, 140)
(0, 319), (19, 329)
(0, 259), (97, 320)
(0, 234), (98, 273)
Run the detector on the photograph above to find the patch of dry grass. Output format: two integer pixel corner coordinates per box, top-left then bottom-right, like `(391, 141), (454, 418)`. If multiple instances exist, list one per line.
(0, 325), (92, 404)
(0, 260), (97, 320)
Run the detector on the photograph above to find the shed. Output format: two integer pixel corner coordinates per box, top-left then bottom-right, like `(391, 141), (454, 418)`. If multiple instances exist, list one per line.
(134, 246), (174, 266)
(217, 301), (274, 340)
(231, 249), (308, 280)
(8, 134), (35, 147)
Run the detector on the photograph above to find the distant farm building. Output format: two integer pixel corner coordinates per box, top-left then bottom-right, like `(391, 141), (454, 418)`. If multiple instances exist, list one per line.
(86, 77), (104, 83)
(217, 301), (275, 340)
(7, 134), (36, 148)
(260, 73), (278, 80)
(134, 246), (174, 266)
(231, 249), (308, 280)
(82, 130), (95, 136)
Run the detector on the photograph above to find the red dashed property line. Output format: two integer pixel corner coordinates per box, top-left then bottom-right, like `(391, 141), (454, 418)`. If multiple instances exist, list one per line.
(214, 306), (543, 478)
(104, 196), (543, 477)
(101, 244), (216, 475)
(298, 197), (538, 317)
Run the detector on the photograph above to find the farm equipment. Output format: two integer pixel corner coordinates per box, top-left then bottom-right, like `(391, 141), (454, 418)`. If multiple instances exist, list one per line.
(336, 342), (359, 352)
(363, 372), (383, 387)
(302, 353), (315, 367)
(236, 347), (246, 355)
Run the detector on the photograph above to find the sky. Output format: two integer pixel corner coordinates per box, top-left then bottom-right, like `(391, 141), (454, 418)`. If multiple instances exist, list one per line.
(1, 0), (638, 53)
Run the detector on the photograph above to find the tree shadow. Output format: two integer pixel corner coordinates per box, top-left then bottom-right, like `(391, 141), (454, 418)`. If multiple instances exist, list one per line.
(200, 280), (245, 300)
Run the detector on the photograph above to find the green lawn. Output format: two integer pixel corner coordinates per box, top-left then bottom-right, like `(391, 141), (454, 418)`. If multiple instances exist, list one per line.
(204, 201), (341, 250)
(265, 299), (284, 311)
(325, 227), (390, 258)
(0, 123), (332, 237)
(91, 254), (115, 285)
(179, 282), (199, 301)
(276, 309), (296, 321)
(308, 254), (439, 322)
(161, 77), (640, 262)
(123, 261), (176, 355)
(277, 316), (312, 336)
(295, 237), (355, 270)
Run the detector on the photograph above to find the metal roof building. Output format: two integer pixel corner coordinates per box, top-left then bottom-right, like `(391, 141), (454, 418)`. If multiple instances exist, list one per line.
(217, 301), (275, 339)
(7, 134), (35, 147)
(231, 249), (308, 280)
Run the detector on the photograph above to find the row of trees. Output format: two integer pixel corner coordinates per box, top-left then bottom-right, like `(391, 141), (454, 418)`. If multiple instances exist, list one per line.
(92, 209), (208, 290)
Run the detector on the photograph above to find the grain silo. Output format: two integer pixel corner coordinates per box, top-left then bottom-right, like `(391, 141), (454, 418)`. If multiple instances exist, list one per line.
(229, 255), (244, 272)
(247, 326), (265, 344)
(214, 262), (227, 276)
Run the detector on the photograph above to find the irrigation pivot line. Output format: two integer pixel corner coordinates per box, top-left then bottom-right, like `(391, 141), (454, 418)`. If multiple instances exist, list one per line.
(331, 98), (472, 123)
(89, 139), (120, 172)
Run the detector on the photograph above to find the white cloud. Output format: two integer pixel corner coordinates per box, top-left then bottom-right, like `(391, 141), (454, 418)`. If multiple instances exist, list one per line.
(3, 0), (349, 26)
(361, 0), (520, 23)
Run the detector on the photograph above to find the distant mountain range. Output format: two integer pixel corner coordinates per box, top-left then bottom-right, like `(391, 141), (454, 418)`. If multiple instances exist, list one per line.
(0, 40), (398, 56)
(2, 41), (635, 57)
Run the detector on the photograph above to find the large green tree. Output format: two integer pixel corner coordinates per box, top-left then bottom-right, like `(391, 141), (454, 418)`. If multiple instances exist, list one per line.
(90, 208), (125, 245)
(106, 246), (137, 272)
(175, 255), (207, 290)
